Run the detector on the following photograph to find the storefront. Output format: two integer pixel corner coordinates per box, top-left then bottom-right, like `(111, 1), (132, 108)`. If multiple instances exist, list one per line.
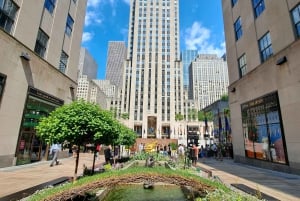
(241, 92), (288, 165)
(15, 87), (64, 165)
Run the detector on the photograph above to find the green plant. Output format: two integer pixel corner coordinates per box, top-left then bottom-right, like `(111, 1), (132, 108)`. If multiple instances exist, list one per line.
(104, 163), (112, 171)
(169, 142), (178, 150)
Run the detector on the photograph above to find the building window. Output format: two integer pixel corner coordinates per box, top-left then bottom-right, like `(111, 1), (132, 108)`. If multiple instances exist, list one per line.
(259, 32), (273, 62)
(232, 0), (238, 7)
(234, 17), (243, 41)
(65, 14), (74, 36)
(34, 29), (49, 58)
(292, 4), (300, 37)
(252, 0), (265, 18)
(59, 51), (68, 73)
(241, 92), (287, 164)
(0, 0), (18, 33)
(0, 73), (6, 105)
(238, 54), (247, 77)
(44, 0), (56, 14)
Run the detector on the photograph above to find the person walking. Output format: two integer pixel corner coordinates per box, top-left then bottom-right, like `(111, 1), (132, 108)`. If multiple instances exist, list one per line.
(49, 142), (61, 167)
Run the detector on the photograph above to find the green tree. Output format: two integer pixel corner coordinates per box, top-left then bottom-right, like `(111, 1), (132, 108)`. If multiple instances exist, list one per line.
(220, 94), (229, 101)
(36, 100), (120, 181)
(175, 113), (184, 121)
(198, 111), (214, 121)
(121, 113), (129, 120)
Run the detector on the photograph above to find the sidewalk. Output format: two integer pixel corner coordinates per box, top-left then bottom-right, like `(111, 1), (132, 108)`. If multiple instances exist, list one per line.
(0, 153), (104, 198)
(1, 155), (300, 201)
(196, 157), (300, 201)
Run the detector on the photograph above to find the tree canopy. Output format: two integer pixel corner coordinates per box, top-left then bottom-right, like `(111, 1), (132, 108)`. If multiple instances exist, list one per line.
(198, 111), (214, 121)
(35, 100), (135, 146)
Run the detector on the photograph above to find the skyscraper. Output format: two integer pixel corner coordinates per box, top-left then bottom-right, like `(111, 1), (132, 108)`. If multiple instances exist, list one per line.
(0, 0), (87, 167)
(106, 41), (127, 89)
(78, 47), (98, 80)
(121, 0), (183, 140)
(222, 0), (300, 174)
(181, 50), (198, 90)
(189, 54), (229, 110)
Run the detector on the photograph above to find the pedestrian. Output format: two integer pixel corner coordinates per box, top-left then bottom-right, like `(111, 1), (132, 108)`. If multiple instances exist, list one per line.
(96, 144), (101, 160)
(104, 145), (112, 165)
(191, 144), (199, 166)
(49, 142), (61, 167)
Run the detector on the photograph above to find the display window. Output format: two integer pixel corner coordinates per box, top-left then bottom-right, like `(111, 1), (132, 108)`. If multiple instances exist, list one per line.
(16, 87), (63, 165)
(241, 92), (287, 164)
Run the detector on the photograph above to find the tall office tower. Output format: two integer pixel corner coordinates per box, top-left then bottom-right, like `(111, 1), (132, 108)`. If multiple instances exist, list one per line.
(105, 41), (127, 88)
(93, 80), (122, 117)
(121, 0), (183, 140)
(0, 0), (87, 167)
(189, 54), (229, 110)
(222, 0), (300, 174)
(76, 75), (93, 101)
(78, 47), (98, 80)
(181, 50), (198, 91)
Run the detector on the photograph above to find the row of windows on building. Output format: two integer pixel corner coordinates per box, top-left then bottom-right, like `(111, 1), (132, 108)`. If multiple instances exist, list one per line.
(234, 1), (300, 78)
(0, 0), (76, 74)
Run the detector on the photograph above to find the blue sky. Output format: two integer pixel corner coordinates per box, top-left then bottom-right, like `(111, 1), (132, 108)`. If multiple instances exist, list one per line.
(82, 0), (225, 79)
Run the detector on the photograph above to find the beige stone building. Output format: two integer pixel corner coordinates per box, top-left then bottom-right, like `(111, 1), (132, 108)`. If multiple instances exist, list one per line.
(222, 0), (300, 174)
(0, 0), (87, 167)
(121, 0), (184, 142)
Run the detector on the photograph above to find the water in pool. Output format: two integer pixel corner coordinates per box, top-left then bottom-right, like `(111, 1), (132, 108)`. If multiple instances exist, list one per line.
(102, 184), (187, 201)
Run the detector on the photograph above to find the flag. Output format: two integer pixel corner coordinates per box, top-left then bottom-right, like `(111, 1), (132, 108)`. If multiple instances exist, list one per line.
(218, 109), (222, 132)
(204, 114), (208, 132)
(225, 115), (230, 132)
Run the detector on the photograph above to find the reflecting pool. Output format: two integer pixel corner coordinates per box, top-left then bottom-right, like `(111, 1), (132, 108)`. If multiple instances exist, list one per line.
(102, 184), (187, 201)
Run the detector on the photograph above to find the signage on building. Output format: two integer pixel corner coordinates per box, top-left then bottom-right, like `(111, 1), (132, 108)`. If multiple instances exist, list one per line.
(28, 87), (64, 105)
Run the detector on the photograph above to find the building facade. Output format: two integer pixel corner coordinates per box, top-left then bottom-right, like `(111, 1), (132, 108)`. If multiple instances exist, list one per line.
(189, 54), (229, 110)
(222, 0), (300, 174)
(121, 0), (185, 142)
(78, 47), (98, 80)
(0, 0), (87, 167)
(181, 50), (198, 90)
(105, 41), (127, 89)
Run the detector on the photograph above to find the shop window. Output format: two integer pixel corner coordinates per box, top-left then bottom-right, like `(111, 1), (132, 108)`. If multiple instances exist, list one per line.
(241, 92), (287, 164)
(0, 73), (6, 104)
(16, 88), (63, 165)
(0, 0), (18, 33)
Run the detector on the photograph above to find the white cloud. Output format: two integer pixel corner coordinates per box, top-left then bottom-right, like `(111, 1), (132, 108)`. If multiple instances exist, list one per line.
(82, 32), (94, 43)
(85, 11), (101, 26)
(184, 21), (225, 57)
(87, 0), (102, 8)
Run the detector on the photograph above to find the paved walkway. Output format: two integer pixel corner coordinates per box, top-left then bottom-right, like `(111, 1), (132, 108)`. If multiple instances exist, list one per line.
(0, 155), (300, 201)
(0, 153), (104, 198)
(196, 157), (300, 201)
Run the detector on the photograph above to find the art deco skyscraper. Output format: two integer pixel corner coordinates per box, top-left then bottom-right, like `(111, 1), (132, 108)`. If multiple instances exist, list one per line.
(121, 0), (183, 139)
(106, 41), (127, 89)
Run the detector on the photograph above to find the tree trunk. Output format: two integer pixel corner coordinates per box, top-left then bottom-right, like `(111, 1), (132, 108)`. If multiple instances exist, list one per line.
(92, 150), (97, 175)
(73, 147), (80, 182)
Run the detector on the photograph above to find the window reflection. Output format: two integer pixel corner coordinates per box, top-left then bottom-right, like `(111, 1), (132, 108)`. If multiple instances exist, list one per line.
(241, 92), (287, 164)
